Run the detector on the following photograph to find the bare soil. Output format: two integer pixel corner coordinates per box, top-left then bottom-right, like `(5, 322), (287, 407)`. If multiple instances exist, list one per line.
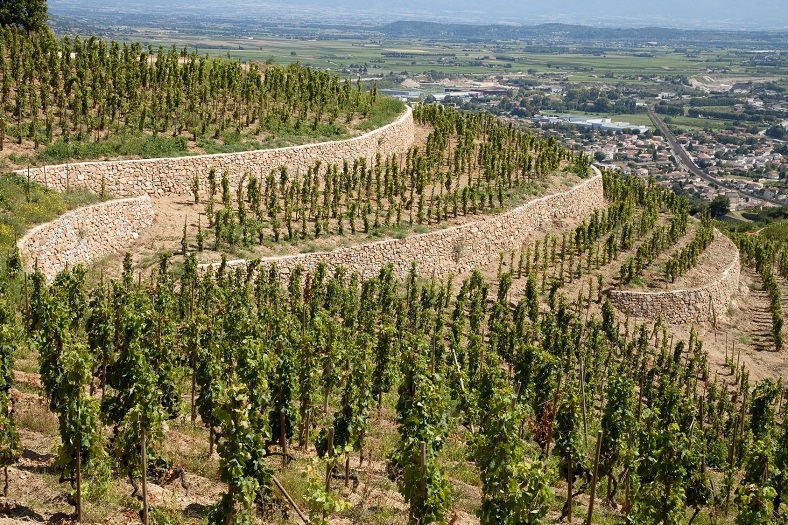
(90, 169), (581, 283)
(475, 211), (788, 387)
(619, 228), (736, 292)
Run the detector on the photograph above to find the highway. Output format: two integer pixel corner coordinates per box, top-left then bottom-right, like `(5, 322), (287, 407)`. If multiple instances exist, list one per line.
(647, 105), (784, 207)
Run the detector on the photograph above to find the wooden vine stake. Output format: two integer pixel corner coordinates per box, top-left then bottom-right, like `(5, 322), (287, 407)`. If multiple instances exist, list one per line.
(343, 361), (350, 487)
(725, 439), (735, 513)
(277, 340), (288, 468)
(324, 426), (334, 492)
(26, 158), (30, 203)
(700, 399), (706, 473)
(624, 457), (631, 519)
(567, 449), (573, 524)
(419, 441), (427, 502)
(272, 476), (310, 524)
(141, 425), (149, 525)
(75, 386), (83, 523)
(725, 415), (739, 514)
(542, 374), (562, 459)
(24, 273), (29, 317)
(75, 435), (82, 523)
(324, 331), (333, 415)
(585, 430), (603, 525)
(280, 409), (288, 468)
(511, 381), (521, 411)
(579, 358), (588, 446)
(734, 340), (739, 376)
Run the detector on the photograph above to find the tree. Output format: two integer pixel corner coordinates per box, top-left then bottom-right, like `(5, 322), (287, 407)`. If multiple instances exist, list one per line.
(765, 125), (787, 140)
(0, 0), (48, 33)
(709, 195), (731, 218)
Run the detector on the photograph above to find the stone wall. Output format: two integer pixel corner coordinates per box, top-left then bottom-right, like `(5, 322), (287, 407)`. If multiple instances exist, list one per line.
(200, 169), (605, 281)
(607, 232), (740, 325)
(17, 196), (154, 279)
(16, 107), (414, 198)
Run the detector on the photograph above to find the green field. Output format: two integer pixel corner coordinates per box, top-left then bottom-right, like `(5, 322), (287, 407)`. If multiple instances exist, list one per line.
(663, 114), (733, 130)
(182, 45), (775, 79)
(79, 25), (788, 85)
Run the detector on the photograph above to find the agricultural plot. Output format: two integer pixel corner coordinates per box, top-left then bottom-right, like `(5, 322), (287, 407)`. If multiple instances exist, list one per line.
(2, 23), (788, 525)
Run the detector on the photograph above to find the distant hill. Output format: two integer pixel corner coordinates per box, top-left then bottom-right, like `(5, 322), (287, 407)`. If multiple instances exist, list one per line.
(48, 0), (788, 31)
(377, 21), (788, 47)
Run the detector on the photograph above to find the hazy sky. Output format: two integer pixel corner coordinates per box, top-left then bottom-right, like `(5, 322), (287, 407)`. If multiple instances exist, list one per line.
(49, 0), (788, 29)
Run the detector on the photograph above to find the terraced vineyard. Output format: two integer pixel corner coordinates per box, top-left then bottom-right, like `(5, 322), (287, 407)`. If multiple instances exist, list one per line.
(2, 26), (788, 525)
(0, 27), (403, 166)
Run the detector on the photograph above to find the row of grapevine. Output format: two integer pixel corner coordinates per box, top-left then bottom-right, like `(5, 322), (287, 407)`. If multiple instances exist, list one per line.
(763, 270), (784, 352)
(494, 169), (692, 295)
(779, 247), (788, 280)
(187, 103), (590, 252)
(0, 27), (383, 154)
(0, 168), (784, 523)
(3, 250), (786, 523)
(731, 232), (785, 352)
(663, 217), (715, 283)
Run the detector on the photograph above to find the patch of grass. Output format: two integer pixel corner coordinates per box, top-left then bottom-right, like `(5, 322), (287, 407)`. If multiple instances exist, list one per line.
(439, 437), (479, 488)
(666, 115), (730, 130)
(37, 133), (191, 163)
(197, 123), (351, 154)
(629, 275), (645, 287)
(167, 436), (218, 480)
(275, 462), (312, 507)
(14, 343), (39, 375)
(346, 500), (405, 525)
(356, 96), (407, 132)
(82, 455), (140, 523)
(13, 381), (39, 395)
(6, 467), (73, 518)
(0, 174), (105, 257)
(149, 501), (191, 525)
(136, 247), (177, 272)
(197, 130), (264, 154)
(300, 242), (324, 253)
(369, 223), (411, 240)
(16, 400), (59, 435)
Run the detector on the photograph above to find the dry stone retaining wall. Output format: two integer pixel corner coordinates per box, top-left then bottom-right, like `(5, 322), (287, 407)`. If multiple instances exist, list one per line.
(201, 170), (605, 281)
(607, 232), (740, 325)
(16, 107), (414, 198)
(17, 196), (154, 279)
